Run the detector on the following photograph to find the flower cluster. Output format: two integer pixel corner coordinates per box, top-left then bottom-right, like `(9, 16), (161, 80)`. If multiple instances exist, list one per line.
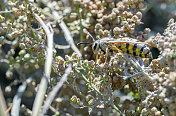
(0, 0), (176, 115)
(141, 19), (176, 116)
(0, 1), (46, 98)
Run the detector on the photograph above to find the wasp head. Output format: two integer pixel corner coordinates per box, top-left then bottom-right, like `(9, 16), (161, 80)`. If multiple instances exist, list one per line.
(92, 41), (100, 54)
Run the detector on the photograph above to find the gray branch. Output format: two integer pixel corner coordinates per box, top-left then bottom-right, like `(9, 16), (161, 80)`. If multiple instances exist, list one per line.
(53, 11), (82, 57)
(32, 13), (54, 116)
(11, 82), (27, 116)
(40, 64), (72, 115)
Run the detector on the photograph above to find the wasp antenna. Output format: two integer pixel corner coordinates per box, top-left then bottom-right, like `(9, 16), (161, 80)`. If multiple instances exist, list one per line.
(77, 42), (92, 46)
(87, 32), (95, 41)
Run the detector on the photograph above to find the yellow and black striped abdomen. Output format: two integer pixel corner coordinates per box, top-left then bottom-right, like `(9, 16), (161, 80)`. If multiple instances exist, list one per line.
(114, 42), (152, 58)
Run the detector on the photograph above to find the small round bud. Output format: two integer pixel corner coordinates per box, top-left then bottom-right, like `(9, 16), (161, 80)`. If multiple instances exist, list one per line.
(113, 27), (121, 34)
(0, 15), (5, 23)
(104, 30), (110, 37)
(70, 13), (77, 20)
(91, 10), (97, 16)
(97, 13), (103, 18)
(131, 4), (136, 9)
(139, 2), (145, 9)
(104, 24), (110, 30)
(108, 2), (115, 8)
(24, 53), (31, 60)
(118, 4), (125, 11)
(114, 97), (120, 104)
(19, 43), (26, 49)
(122, 21), (129, 27)
(137, 35), (143, 41)
(115, 16), (121, 24)
(95, 23), (103, 30)
(136, 12), (142, 19)
(151, 107), (157, 112)
(5, 86), (12, 93)
(6, 34), (13, 40)
(155, 111), (161, 116)
(65, 55), (71, 61)
(129, 28), (135, 34)
(144, 28), (151, 34)
(132, 15), (138, 21)
(102, 15), (109, 21)
(110, 12), (116, 19)
(19, 50), (26, 56)
(56, 56), (65, 65)
(92, 4), (98, 10)
(0, 36), (4, 44)
(73, 0), (81, 5)
(127, 12), (133, 18)
(143, 34), (149, 39)
(70, 95), (77, 103)
(86, 94), (93, 102)
(6, 70), (13, 80)
(112, 8), (119, 14)
(71, 52), (79, 59)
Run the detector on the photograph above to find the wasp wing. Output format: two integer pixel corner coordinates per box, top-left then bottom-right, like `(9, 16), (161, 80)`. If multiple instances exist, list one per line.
(106, 40), (147, 45)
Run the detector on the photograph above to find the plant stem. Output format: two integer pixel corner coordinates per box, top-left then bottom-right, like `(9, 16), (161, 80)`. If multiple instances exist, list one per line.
(78, 8), (84, 54)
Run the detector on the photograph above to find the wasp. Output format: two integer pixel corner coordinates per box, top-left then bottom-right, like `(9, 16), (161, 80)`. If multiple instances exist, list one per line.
(78, 32), (152, 63)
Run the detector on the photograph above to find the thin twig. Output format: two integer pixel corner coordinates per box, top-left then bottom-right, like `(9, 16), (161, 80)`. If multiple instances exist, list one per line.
(4, 39), (13, 44)
(49, 106), (59, 115)
(5, 104), (12, 114)
(32, 13), (54, 116)
(40, 64), (72, 115)
(59, 20), (82, 57)
(52, 11), (82, 57)
(0, 59), (9, 64)
(116, 72), (143, 80)
(55, 44), (70, 49)
(78, 8), (84, 54)
(11, 82), (26, 116)
(0, 9), (23, 14)
(112, 104), (123, 116)
(126, 56), (153, 82)
(0, 86), (9, 116)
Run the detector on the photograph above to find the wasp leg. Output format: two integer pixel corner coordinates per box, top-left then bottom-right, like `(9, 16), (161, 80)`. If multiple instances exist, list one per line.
(104, 48), (109, 66)
(95, 54), (99, 64)
(112, 45), (127, 61)
(98, 51), (105, 64)
(98, 55), (102, 64)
